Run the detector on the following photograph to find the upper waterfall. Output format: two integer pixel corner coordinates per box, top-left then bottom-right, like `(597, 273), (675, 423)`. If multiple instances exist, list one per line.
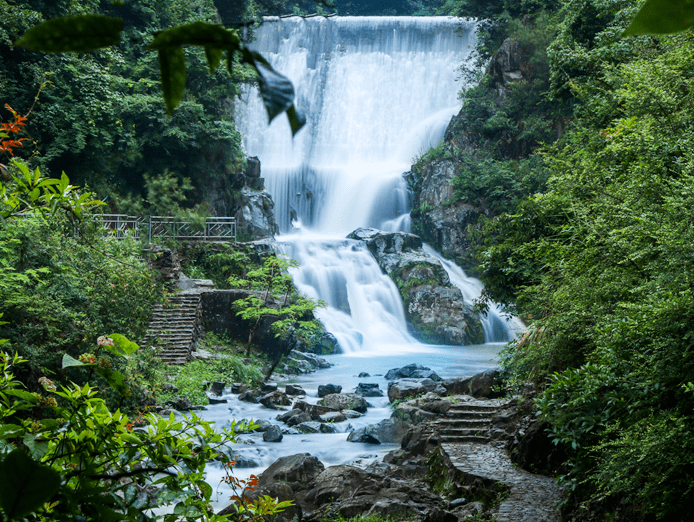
(237, 16), (477, 234)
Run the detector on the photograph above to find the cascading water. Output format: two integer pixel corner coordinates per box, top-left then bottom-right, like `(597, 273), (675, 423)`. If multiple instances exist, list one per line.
(236, 16), (516, 353)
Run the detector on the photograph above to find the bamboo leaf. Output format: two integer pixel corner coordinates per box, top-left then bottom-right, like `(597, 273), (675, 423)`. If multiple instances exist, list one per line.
(15, 15), (123, 53)
(158, 47), (186, 116)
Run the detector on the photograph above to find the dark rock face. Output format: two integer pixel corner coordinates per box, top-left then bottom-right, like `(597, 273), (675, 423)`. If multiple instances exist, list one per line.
(387, 379), (446, 403)
(258, 453), (325, 490)
(347, 228), (484, 345)
(511, 420), (567, 476)
(209, 381), (226, 396)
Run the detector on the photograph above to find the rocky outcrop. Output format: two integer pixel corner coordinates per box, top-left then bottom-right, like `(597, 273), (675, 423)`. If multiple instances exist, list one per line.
(409, 35), (538, 272)
(348, 228), (484, 345)
(407, 160), (483, 271)
(203, 156), (278, 240)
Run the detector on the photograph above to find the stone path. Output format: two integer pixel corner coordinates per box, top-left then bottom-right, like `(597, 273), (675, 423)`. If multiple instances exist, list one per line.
(434, 399), (507, 444)
(441, 442), (562, 522)
(142, 293), (203, 365)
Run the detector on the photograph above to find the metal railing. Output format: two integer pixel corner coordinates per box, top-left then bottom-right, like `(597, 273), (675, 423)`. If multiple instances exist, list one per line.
(98, 214), (236, 243)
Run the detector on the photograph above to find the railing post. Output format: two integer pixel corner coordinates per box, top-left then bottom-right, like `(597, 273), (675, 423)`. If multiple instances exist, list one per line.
(148, 215), (152, 244)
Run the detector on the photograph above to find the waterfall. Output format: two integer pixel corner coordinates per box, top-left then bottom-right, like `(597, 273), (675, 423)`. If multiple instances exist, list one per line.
(237, 16), (510, 353)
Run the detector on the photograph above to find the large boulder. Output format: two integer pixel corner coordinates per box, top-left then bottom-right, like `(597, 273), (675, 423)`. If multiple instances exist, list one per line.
(263, 425), (283, 443)
(257, 453), (325, 491)
(355, 383), (384, 397)
(347, 228), (484, 345)
(259, 390), (292, 409)
(317, 384), (342, 397)
(442, 370), (503, 399)
(385, 364), (441, 381)
(347, 418), (410, 445)
(303, 466), (369, 506)
(318, 393), (368, 414)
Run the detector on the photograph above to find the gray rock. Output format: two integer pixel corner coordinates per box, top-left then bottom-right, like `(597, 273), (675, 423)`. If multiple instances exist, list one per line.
(304, 465), (369, 505)
(166, 397), (192, 411)
(285, 384), (305, 396)
(238, 389), (260, 403)
(253, 419), (272, 432)
(385, 363), (441, 381)
(358, 372), (370, 377)
(347, 418), (409, 444)
(387, 380), (426, 403)
(263, 425), (283, 443)
(257, 453), (325, 489)
(261, 382), (278, 392)
(319, 411), (347, 423)
(319, 393), (368, 413)
(342, 409), (363, 419)
(208, 397), (228, 405)
(296, 421), (321, 433)
(319, 423), (338, 434)
(161, 383), (178, 393)
(318, 384), (342, 397)
(449, 498), (467, 508)
(230, 383), (243, 394)
(286, 412), (311, 427)
(259, 390), (292, 409)
(209, 381), (226, 396)
(277, 408), (304, 423)
(355, 383), (384, 397)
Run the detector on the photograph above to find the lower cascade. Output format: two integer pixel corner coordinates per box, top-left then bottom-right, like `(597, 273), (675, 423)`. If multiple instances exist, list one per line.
(237, 15), (518, 351)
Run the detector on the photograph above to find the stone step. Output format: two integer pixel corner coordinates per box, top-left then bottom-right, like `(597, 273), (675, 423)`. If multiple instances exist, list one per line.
(435, 419), (491, 429)
(448, 403), (501, 413)
(439, 435), (490, 444)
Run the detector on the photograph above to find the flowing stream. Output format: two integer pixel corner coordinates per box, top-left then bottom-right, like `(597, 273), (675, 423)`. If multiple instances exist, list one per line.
(201, 16), (521, 509)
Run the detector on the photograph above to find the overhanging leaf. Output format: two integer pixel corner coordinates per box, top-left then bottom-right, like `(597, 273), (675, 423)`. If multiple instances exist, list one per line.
(15, 15), (123, 53)
(0, 449), (61, 519)
(205, 46), (224, 74)
(285, 105), (306, 136)
(242, 49), (295, 124)
(0, 424), (24, 441)
(148, 22), (240, 51)
(158, 47), (186, 116)
(624, 0), (694, 35)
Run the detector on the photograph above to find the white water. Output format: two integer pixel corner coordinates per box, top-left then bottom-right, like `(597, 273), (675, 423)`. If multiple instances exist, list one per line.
(236, 16), (502, 352)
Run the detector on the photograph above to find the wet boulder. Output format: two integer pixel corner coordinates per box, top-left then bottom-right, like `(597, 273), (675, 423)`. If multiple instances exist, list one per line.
(285, 384), (306, 396)
(347, 418), (409, 445)
(263, 425), (283, 443)
(355, 383), (384, 397)
(319, 393), (368, 414)
(385, 364), (441, 381)
(259, 390), (292, 409)
(286, 412), (312, 427)
(318, 384), (342, 397)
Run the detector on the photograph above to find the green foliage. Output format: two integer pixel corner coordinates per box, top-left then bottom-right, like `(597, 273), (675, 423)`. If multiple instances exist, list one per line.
(161, 356), (265, 405)
(473, 4), (694, 515)
(233, 256), (324, 341)
(0, 350), (288, 521)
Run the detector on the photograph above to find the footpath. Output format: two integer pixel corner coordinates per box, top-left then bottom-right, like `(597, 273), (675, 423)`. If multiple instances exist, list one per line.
(434, 400), (562, 522)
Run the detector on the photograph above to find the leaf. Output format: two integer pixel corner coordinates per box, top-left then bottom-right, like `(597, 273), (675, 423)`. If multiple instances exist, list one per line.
(624, 0), (694, 35)
(241, 49), (296, 124)
(198, 480), (213, 501)
(95, 367), (128, 396)
(15, 15), (123, 53)
(158, 47), (186, 116)
(22, 433), (48, 460)
(148, 22), (240, 51)
(104, 333), (140, 358)
(0, 449), (61, 519)
(0, 424), (24, 441)
(4, 389), (39, 404)
(61, 354), (89, 369)
(205, 46), (224, 74)
(286, 105), (306, 137)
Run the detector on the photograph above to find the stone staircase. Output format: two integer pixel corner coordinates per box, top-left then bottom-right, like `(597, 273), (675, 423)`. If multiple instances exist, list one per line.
(434, 401), (503, 444)
(142, 294), (203, 365)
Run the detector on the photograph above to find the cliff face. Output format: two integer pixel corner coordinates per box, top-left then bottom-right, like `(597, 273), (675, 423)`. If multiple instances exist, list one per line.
(409, 36), (536, 272)
(204, 156), (278, 240)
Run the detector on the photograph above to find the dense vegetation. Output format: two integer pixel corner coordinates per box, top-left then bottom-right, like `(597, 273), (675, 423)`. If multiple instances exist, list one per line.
(426, 0), (694, 519)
